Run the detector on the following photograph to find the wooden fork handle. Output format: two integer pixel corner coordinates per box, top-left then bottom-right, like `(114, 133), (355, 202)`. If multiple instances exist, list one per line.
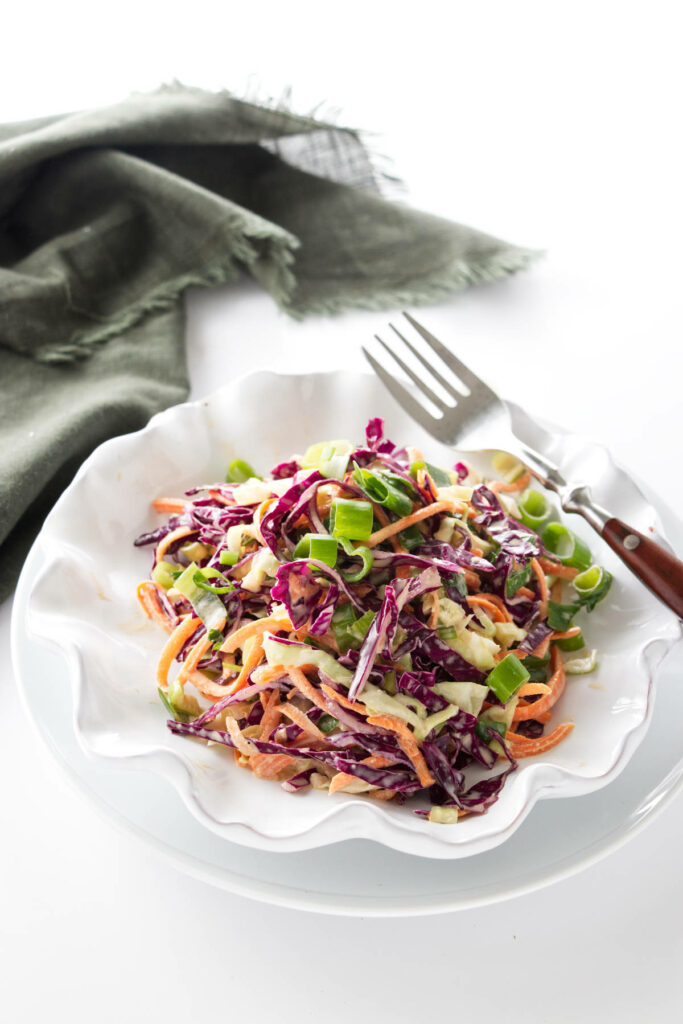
(601, 518), (683, 619)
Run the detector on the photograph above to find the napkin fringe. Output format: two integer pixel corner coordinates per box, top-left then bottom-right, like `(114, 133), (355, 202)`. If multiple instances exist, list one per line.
(41, 244), (541, 362)
(38, 230), (299, 364)
(283, 247), (542, 319)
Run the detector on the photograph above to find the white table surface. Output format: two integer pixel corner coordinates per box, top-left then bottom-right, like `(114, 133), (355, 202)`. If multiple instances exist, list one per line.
(2, 3), (682, 1021)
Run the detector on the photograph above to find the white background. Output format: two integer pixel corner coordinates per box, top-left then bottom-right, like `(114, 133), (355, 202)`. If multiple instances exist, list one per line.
(1, 2), (682, 1021)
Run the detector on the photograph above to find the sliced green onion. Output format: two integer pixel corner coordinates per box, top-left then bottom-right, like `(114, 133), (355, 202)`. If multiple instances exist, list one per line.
(330, 497), (374, 541)
(542, 522), (592, 571)
(303, 636), (327, 650)
(547, 601), (578, 632)
(398, 523), (424, 551)
(565, 649), (598, 675)
(317, 713), (340, 734)
(352, 465), (414, 517)
(329, 607), (374, 656)
(173, 562), (227, 630)
(219, 550), (239, 566)
(506, 563), (532, 598)
(382, 670), (397, 695)
(302, 439), (352, 480)
(338, 537), (373, 582)
(320, 442), (352, 480)
(152, 560), (176, 589)
(332, 603), (356, 628)
(158, 686), (191, 723)
(437, 625), (459, 645)
(207, 626), (225, 650)
(348, 610), (375, 645)
(331, 603), (358, 655)
(192, 571), (235, 595)
(573, 565), (613, 610)
(293, 533), (339, 568)
(226, 458), (259, 483)
(447, 571), (468, 598)
(484, 653), (530, 703)
(492, 451), (525, 483)
(381, 471), (419, 496)
(475, 719), (507, 744)
(426, 462), (453, 487)
(518, 489), (553, 530)
(180, 540), (212, 563)
(409, 460), (452, 488)
(555, 631), (585, 652)
(517, 651), (550, 682)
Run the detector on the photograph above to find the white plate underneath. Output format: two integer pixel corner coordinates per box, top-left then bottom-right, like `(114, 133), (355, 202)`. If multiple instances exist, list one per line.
(13, 491), (683, 917)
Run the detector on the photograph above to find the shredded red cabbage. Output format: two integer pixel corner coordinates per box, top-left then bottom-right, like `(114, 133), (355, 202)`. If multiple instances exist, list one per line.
(139, 416), (593, 821)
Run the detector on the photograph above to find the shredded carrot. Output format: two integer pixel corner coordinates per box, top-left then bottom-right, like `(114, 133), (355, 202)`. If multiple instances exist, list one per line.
(551, 627), (581, 641)
(327, 772), (354, 795)
(518, 681), (553, 697)
(515, 634), (552, 661)
(428, 591), (441, 630)
(140, 429), (595, 813)
(178, 632), (213, 683)
(225, 638), (265, 695)
(513, 646), (565, 721)
(532, 636), (551, 659)
(254, 498), (276, 528)
(530, 557), (549, 619)
(366, 714), (435, 788)
(279, 703), (327, 742)
(466, 594), (512, 623)
(207, 489), (232, 506)
(286, 667), (330, 713)
(220, 611), (293, 654)
(156, 616), (200, 689)
(463, 568), (481, 591)
(372, 503), (409, 559)
(155, 525), (197, 563)
(537, 557), (579, 579)
(328, 754), (394, 795)
(137, 582), (175, 633)
(320, 684), (368, 716)
(506, 722), (574, 757)
(250, 753), (300, 780)
(366, 500), (454, 548)
(225, 717), (257, 757)
(489, 472), (531, 494)
(180, 668), (232, 698)
(152, 497), (188, 515)
(258, 689), (282, 740)
(250, 665), (290, 687)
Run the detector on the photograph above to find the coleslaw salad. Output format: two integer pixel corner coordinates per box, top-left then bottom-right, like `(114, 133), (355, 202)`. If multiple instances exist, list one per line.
(134, 418), (613, 822)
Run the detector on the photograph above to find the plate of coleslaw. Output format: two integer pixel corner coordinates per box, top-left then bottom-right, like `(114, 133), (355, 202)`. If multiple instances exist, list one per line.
(26, 371), (681, 857)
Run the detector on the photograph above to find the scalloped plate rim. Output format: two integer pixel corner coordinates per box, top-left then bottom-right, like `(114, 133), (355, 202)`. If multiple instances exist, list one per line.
(25, 370), (682, 858)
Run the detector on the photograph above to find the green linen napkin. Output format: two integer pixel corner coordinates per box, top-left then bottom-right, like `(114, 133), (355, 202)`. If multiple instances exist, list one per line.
(0, 85), (538, 600)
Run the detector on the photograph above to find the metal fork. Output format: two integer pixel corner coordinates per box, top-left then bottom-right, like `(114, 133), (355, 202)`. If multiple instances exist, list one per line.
(364, 312), (683, 619)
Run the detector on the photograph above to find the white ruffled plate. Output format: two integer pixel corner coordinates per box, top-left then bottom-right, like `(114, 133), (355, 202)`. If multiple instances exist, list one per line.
(26, 371), (681, 858)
